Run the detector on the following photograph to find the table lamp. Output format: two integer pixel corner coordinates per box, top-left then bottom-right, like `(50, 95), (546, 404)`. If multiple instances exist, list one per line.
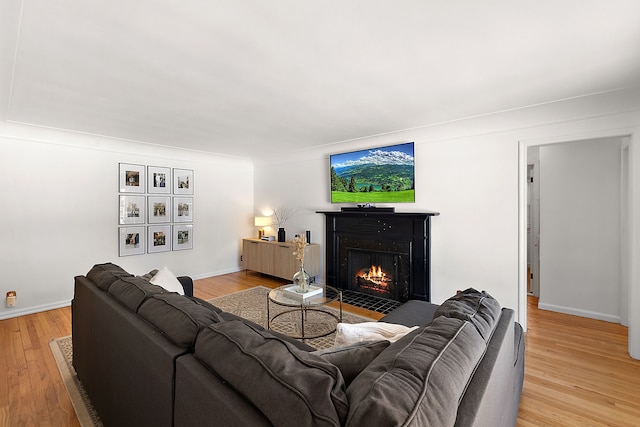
(254, 216), (271, 238)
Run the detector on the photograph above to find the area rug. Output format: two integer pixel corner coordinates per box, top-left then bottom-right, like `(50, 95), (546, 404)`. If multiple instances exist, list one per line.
(205, 286), (371, 349)
(49, 337), (102, 427)
(49, 286), (371, 426)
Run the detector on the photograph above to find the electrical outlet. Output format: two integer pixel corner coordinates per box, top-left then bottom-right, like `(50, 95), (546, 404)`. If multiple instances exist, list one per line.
(240, 255), (243, 262)
(6, 291), (16, 308)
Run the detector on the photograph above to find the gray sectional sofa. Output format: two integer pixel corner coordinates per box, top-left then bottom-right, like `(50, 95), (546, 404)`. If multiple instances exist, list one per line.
(72, 263), (524, 426)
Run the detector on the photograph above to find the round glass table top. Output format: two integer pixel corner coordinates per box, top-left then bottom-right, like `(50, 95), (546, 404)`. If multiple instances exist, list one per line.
(268, 284), (341, 307)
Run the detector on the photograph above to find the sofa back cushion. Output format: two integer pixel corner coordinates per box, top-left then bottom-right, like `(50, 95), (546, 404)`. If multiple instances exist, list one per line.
(86, 263), (132, 291)
(217, 311), (316, 351)
(195, 320), (349, 427)
(108, 276), (166, 312)
(432, 288), (501, 341)
(138, 294), (223, 349)
(345, 316), (486, 427)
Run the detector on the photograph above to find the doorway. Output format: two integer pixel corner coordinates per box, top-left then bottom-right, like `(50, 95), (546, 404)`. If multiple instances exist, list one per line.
(524, 136), (627, 324)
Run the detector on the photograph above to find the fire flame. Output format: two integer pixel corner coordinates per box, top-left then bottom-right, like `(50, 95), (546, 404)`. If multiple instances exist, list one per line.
(358, 265), (389, 287)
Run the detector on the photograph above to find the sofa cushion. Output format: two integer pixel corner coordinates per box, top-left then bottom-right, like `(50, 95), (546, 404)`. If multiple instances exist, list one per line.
(432, 288), (501, 341)
(187, 296), (223, 314)
(218, 311), (315, 351)
(312, 340), (390, 386)
(108, 276), (166, 312)
(86, 262), (132, 291)
(195, 320), (349, 427)
(138, 294), (223, 349)
(345, 316), (486, 427)
(378, 299), (440, 327)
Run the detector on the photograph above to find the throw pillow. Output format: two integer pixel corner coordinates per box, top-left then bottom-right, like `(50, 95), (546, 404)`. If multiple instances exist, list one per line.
(346, 316), (486, 426)
(149, 266), (184, 295)
(334, 321), (418, 346)
(313, 340), (390, 386)
(195, 320), (349, 426)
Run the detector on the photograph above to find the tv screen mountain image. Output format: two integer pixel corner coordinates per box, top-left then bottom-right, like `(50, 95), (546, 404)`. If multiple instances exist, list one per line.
(330, 142), (415, 203)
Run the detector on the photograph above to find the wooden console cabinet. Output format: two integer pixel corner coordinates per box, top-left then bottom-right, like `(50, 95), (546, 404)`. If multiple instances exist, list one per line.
(242, 238), (320, 281)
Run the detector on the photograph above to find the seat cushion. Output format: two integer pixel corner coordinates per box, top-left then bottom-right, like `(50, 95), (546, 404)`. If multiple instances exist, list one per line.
(346, 316), (486, 427)
(433, 288), (501, 341)
(379, 300), (440, 327)
(195, 320), (349, 427)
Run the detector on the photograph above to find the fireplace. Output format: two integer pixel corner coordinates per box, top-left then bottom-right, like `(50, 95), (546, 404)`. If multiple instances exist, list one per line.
(319, 209), (438, 303)
(347, 248), (410, 302)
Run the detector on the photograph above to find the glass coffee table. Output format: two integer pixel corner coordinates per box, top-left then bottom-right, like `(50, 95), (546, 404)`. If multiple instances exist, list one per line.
(267, 285), (342, 340)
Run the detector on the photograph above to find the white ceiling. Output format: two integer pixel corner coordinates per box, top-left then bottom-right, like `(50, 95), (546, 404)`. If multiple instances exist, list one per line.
(3, 0), (640, 158)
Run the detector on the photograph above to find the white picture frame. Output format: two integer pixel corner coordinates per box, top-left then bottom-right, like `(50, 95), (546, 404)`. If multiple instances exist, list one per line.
(173, 197), (193, 223)
(173, 168), (193, 195)
(148, 196), (170, 224)
(148, 225), (172, 253)
(173, 224), (193, 251)
(119, 195), (146, 225)
(147, 166), (171, 194)
(119, 226), (145, 256)
(119, 163), (145, 193)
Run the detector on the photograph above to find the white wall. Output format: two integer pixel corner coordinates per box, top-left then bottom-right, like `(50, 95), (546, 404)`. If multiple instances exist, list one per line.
(538, 138), (622, 322)
(0, 122), (254, 320)
(256, 129), (520, 311)
(254, 88), (640, 350)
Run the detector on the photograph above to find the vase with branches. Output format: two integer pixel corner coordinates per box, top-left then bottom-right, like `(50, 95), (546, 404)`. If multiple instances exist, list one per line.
(272, 207), (296, 242)
(292, 234), (310, 292)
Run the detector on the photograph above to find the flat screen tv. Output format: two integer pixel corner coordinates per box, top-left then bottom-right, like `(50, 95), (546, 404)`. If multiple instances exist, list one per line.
(330, 142), (415, 204)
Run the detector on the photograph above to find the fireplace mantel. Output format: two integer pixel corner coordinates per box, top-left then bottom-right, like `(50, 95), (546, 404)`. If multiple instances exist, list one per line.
(318, 209), (439, 302)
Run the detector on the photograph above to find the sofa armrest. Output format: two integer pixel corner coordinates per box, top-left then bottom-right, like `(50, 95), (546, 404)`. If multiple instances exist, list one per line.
(177, 276), (194, 297)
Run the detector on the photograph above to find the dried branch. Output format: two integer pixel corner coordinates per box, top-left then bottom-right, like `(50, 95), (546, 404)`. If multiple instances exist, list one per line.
(272, 207), (297, 228)
(293, 234), (307, 264)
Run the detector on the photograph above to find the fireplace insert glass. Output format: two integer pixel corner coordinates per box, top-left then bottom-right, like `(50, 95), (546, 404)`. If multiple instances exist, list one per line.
(347, 248), (410, 302)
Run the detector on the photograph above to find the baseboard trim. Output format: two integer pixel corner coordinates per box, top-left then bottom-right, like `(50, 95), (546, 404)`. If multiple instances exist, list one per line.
(538, 302), (621, 324)
(190, 267), (244, 280)
(0, 300), (71, 320)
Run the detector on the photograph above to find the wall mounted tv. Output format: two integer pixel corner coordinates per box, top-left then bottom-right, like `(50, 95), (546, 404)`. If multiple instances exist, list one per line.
(330, 142), (415, 204)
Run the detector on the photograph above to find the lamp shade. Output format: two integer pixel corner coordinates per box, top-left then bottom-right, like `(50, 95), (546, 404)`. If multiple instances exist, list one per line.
(254, 216), (271, 227)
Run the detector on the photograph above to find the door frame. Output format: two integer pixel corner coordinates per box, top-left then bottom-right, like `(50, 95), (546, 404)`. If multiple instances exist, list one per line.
(517, 128), (635, 333)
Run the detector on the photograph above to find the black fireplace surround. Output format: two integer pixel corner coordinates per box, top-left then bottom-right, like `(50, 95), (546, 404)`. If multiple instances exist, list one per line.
(319, 209), (439, 303)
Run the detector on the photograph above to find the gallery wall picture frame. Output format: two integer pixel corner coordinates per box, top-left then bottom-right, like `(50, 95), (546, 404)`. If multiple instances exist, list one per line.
(148, 225), (172, 253)
(147, 166), (171, 194)
(119, 195), (146, 225)
(173, 168), (194, 195)
(119, 163), (145, 193)
(173, 224), (193, 251)
(119, 226), (145, 256)
(173, 197), (193, 223)
(148, 196), (171, 224)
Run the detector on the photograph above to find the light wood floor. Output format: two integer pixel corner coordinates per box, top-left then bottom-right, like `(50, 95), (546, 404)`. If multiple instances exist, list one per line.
(1, 271), (639, 426)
